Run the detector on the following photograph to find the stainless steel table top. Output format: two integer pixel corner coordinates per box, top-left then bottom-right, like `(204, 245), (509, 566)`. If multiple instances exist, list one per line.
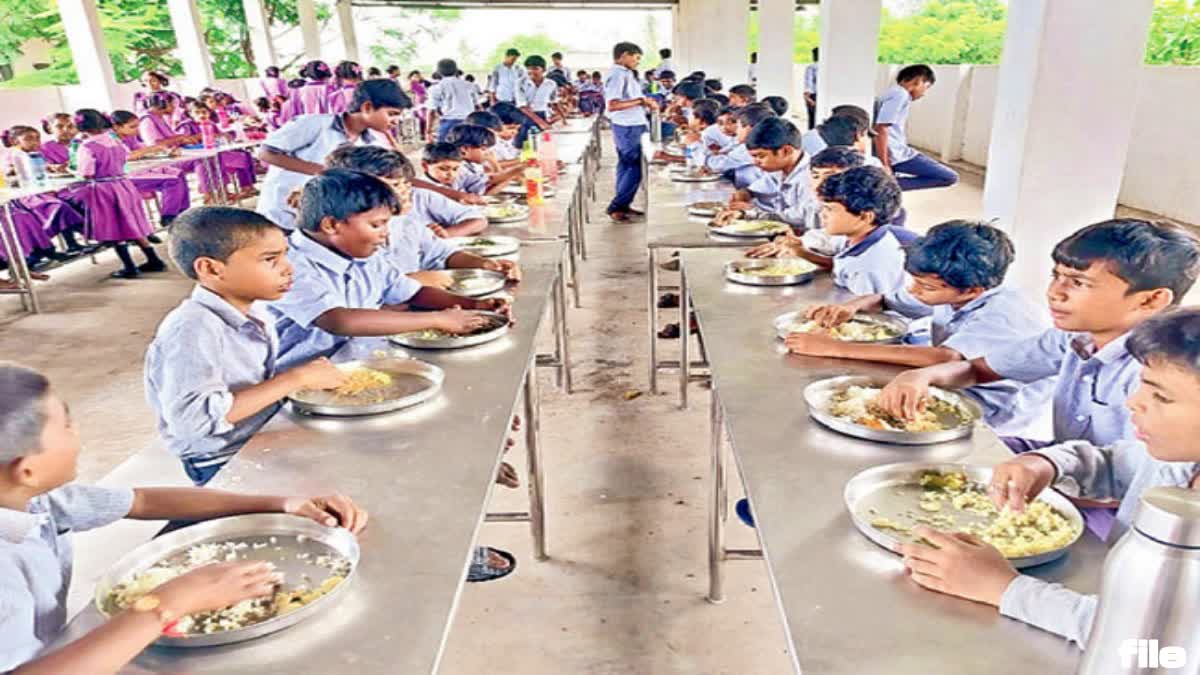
(642, 165), (754, 250)
(56, 241), (566, 674)
(681, 247), (1105, 674)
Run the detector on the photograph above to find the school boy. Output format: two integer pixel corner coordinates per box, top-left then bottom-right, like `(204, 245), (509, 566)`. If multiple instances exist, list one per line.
(268, 169), (506, 369)
(485, 102), (525, 162)
(874, 64), (959, 191)
(653, 98), (721, 166)
(515, 55), (559, 147)
(897, 309), (1200, 647)
(714, 117), (814, 228)
(257, 79), (410, 230)
(728, 84), (757, 108)
(792, 221), (1052, 434)
(803, 48), (819, 129)
(761, 95), (789, 118)
(446, 124), (525, 195)
(427, 58), (478, 142)
(489, 48), (525, 105)
(0, 363), (368, 673)
(704, 104), (774, 190)
(604, 42), (658, 223)
(548, 51), (569, 81)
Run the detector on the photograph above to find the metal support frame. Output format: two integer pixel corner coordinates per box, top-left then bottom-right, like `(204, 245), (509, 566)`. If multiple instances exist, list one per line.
(0, 201), (40, 313)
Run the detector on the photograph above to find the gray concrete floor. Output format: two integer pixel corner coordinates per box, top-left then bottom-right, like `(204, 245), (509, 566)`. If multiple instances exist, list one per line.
(0, 147), (1187, 674)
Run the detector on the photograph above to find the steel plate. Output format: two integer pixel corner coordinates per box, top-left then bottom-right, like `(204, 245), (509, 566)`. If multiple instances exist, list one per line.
(483, 204), (530, 223)
(687, 201), (725, 217)
(388, 311), (510, 350)
(445, 235), (521, 258)
(94, 513), (360, 647)
(772, 311), (907, 343)
(499, 183), (556, 199)
(709, 219), (790, 238)
(445, 268), (508, 297)
(724, 259), (819, 286)
(288, 357), (444, 417)
(844, 462), (1085, 569)
(670, 169), (721, 183)
(804, 374), (982, 445)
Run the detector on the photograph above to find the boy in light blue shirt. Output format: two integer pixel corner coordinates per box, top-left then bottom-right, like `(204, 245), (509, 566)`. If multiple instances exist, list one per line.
(268, 170), (506, 369)
(715, 117), (814, 228)
(705, 104), (773, 189)
(428, 58), (478, 142)
(146, 207), (351, 484)
(803, 47), (818, 129)
(604, 41), (658, 223)
(445, 124), (525, 196)
(873, 64), (958, 191)
(489, 48), (526, 105)
(515, 54), (558, 147)
(896, 309), (1200, 648)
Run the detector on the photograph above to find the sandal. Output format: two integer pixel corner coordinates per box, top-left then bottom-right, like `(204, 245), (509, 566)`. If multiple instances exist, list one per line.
(657, 293), (679, 308)
(466, 546), (517, 583)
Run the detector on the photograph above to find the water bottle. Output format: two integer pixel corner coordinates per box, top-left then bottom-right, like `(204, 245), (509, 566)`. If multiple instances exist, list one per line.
(538, 131), (558, 186)
(27, 151), (47, 185)
(200, 122), (217, 149)
(1079, 487), (1200, 674)
(68, 139), (80, 173)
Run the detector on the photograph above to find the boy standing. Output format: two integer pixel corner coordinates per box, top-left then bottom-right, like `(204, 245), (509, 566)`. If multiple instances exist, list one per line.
(803, 48), (819, 130)
(874, 65), (959, 191)
(515, 55), (558, 147)
(654, 48), (675, 78)
(489, 48), (525, 105)
(145, 207), (350, 485)
(427, 58), (478, 143)
(604, 41), (658, 224)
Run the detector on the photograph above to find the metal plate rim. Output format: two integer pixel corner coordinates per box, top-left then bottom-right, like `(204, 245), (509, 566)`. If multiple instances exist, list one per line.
(445, 236), (521, 257)
(723, 260), (817, 287)
(387, 311), (510, 349)
(772, 310), (907, 343)
(287, 357), (445, 417)
(446, 269), (508, 297)
(804, 374), (982, 445)
(708, 220), (790, 238)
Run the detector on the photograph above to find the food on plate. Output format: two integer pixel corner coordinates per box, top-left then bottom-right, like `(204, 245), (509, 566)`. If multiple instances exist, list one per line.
(463, 237), (499, 248)
(331, 368), (392, 399)
(451, 276), (499, 293)
(736, 261), (817, 277)
(485, 204), (526, 220)
(397, 317), (504, 341)
(828, 385), (970, 433)
(787, 318), (901, 342)
(715, 219), (789, 235)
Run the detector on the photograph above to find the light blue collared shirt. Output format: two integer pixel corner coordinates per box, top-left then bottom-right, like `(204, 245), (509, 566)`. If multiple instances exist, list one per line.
(999, 440), (1200, 647)
(145, 285), (280, 464)
(257, 113), (390, 229)
(746, 155), (815, 228)
(804, 63), (818, 94)
(874, 84), (918, 164)
(832, 226), (908, 296)
(701, 125), (734, 155)
(490, 63), (526, 103)
(385, 189), (473, 273)
(985, 329), (1142, 446)
(705, 143), (763, 189)
(428, 77), (478, 120)
(604, 65), (647, 127)
(454, 160), (489, 194)
(0, 484), (133, 671)
(269, 230), (422, 369)
(518, 78), (558, 113)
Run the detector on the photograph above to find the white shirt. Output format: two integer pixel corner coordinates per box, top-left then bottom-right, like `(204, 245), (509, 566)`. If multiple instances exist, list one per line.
(428, 76), (477, 119)
(604, 65), (647, 127)
(518, 78), (558, 113)
(874, 84), (918, 163)
(490, 63), (526, 102)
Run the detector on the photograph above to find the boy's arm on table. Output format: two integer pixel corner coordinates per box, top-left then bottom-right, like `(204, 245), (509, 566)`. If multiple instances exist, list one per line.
(446, 251), (521, 281)
(224, 358), (345, 424)
(314, 306), (486, 336)
(441, 218), (488, 237)
(410, 178), (487, 206)
(484, 165), (526, 193)
(785, 335), (964, 369)
(257, 149), (323, 176)
(406, 286), (509, 314)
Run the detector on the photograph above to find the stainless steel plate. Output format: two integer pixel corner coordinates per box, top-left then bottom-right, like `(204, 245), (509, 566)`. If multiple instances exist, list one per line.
(500, 183), (556, 199)
(844, 462), (1085, 568)
(483, 204), (530, 223)
(94, 514), (360, 647)
(670, 169), (721, 183)
(445, 235), (521, 257)
(446, 268), (508, 297)
(709, 219), (790, 238)
(687, 201), (725, 217)
(804, 375), (982, 445)
(724, 259), (819, 286)
(288, 357), (444, 417)
(388, 311), (510, 349)
(773, 310), (907, 343)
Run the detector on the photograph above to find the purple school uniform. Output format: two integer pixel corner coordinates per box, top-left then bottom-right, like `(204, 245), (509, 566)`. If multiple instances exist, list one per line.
(118, 135), (190, 218)
(30, 141), (87, 234)
(327, 85), (357, 115)
(133, 90), (185, 126)
(40, 140), (68, 166)
(296, 82), (331, 116)
(174, 119), (256, 192)
(259, 77), (288, 101)
(75, 133), (152, 242)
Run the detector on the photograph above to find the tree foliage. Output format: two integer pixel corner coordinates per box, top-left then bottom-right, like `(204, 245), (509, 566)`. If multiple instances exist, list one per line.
(1146, 0), (1200, 65)
(367, 9), (460, 70)
(877, 0), (1007, 64)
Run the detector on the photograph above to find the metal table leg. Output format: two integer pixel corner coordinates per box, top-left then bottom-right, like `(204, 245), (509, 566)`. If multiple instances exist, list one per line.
(557, 259), (574, 393)
(708, 389), (726, 604)
(1, 201), (40, 313)
(524, 359), (548, 561)
(567, 225), (581, 309)
(679, 264), (690, 409)
(648, 247), (659, 394)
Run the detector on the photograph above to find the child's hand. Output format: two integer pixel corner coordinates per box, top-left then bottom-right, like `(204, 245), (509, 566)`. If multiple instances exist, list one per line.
(155, 561), (281, 616)
(878, 370), (932, 421)
(436, 306), (491, 334)
(282, 494), (369, 534)
(426, 223), (449, 239)
(806, 303), (856, 328)
(292, 357), (348, 391)
(784, 331), (840, 358)
(460, 193), (488, 206)
(713, 208), (741, 226)
(898, 527), (1018, 608)
(987, 455), (1057, 512)
(483, 258), (522, 282)
(474, 297), (512, 319)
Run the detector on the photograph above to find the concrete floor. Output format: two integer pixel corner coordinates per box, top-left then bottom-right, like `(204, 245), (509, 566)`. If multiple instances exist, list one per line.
(0, 148), (1186, 674)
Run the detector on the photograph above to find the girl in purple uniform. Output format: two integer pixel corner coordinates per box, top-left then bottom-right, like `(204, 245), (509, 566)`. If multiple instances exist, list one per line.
(109, 110), (192, 223)
(73, 109), (164, 279)
(258, 65), (289, 106)
(132, 71), (184, 125)
(35, 114), (89, 249)
(0, 127), (65, 276)
(177, 100), (258, 201)
(2, 125), (86, 262)
(293, 60), (333, 116)
(328, 61), (363, 115)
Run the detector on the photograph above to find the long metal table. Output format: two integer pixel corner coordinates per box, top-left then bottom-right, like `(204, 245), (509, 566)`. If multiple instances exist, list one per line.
(56, 240), (567, 674)
(681, 247), (1107, 674)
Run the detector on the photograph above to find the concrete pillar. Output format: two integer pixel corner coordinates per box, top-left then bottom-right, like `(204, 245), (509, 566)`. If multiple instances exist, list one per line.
(336, 0), (359, 62)
(671, 5), (686, 75)
(167, 0), (215, 93)
(982, 0), (1154, 295)
(242, 0), (277, 71)
(757, 0), (795, 99)
(298, 0), (321, 60)
(57, 0), (119, 110)
(708, 0), (750, 89)
(816, 0), (882, 121)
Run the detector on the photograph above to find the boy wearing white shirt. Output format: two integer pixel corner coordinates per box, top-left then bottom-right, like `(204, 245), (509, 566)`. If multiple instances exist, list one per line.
(874, 64), (959, 191)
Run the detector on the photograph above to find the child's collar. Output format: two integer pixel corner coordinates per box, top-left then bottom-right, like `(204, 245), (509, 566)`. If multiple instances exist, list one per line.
(0, 501), (43, 542)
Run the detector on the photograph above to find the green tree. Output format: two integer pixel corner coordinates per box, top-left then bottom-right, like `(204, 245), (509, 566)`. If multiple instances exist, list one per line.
(749, 11), (819, 63)
(367, 8), (460, 71)
(1145, 0), (1200, 65)
(876, 0), (1007, 64)
(481, 32), (567, 70)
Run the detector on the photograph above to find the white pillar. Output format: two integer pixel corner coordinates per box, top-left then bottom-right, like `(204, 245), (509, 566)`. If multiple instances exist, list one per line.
(671, 4), (686, 75)
(57, 0), (119, 111)
(298, 0), (321, 60)
(708, 0), (749, 89)
(242, 0), (277, 72)
(336, 0), (359, 62)
(167, 0), (215, 94)
(757, 0), (794, 99)
(982, 0), (1154, 296)
(816, 0), (882, 121)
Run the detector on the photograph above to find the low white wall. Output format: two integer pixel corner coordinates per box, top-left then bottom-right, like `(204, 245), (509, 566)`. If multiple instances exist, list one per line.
(961, 65), (998, 166)
(1118, 66), (1200, 224)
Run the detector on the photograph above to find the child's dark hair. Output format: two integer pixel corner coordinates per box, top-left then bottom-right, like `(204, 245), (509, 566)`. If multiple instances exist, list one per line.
(735, 103), (775, 128)
(143, 70), (170, 86)
(254, 97), (271, 112)
(729, 84), (756, 101)
(551, 51), (563, 60)
(506, 48), (521, 58)
(745, 117), (801, 151)
(613, 41), (642, 60)
(298, 169), (401, 233)
(326, 144), (416, 180)
(73, 109), (112, 133)
(169, 206), (283, 280)
(692, 99), (720, 125)
(145, 93), (175, 112)
(897, 64), (935, 85)
(710, 93), (730, 108)
(831, 104), (872, 131)
(0, 362), (51, 460)
(657, 70), (676, 82)
(524, 55), (547, 70)
(423, 142), (462, 164)
(904, 220), (1014, 291)
(548, 72), (569, 88)
(349, 79), (412, 113)
(761, 95), (788, 117)
(673, 81), (705, 102)
(591, 71), (602, 78)
(110, 110), (138, 127)
(704, 78), (722, 93)
(334, 60), (362, 82)
(818, 166), (902, 226)
(489, 102), (525, 126)
(446, 124), (496, 149)
(368, 66), (382, 78)
(659, 48), (672, 58)
(1128, 307), (1200, 371)
(387, 65), (401, 76)
(810, 146), (865, 171)
(436, 58), (458, 78)
(41, 112), (70, 135)
(265, 66), (280, 78)
(288, 78), (306, 90)
(1052, 219), (1200, 303)
(1, 125), (35, 148)
(465, 111), (502, 131)
(818, 115), (864, 148)
(300, 60), (332, 80)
